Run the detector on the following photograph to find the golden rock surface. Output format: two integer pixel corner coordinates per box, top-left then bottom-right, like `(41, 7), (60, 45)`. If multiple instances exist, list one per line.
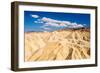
(25, 29), (90, 61)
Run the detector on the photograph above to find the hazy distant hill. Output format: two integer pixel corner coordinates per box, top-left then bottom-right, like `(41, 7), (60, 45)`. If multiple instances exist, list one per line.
(25, 28), (90, 61)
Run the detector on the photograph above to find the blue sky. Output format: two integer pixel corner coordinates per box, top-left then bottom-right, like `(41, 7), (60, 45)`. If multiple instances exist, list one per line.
(24, 11), (90, 32)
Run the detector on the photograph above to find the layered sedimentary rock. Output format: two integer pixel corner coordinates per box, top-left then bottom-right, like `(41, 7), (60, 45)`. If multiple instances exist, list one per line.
(25, 28), (90, 61)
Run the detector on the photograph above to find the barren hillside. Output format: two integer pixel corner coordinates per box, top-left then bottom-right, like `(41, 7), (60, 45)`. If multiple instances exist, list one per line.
(25, 28), (90, 62)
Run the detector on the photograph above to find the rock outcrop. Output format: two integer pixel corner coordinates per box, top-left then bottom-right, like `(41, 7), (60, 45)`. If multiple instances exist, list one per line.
(25, 28), (90, 61)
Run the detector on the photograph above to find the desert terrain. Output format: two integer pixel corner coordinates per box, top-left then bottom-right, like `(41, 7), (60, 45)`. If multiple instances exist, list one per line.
(25, 28), (90, 62)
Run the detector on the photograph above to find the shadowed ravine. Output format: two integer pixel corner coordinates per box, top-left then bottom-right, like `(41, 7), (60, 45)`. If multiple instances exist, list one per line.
(25, 28), (90, 61)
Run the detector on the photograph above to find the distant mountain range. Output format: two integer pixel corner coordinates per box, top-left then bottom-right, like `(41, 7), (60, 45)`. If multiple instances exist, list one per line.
(25, 27), (90, 33)
(56, 27), (90, 32)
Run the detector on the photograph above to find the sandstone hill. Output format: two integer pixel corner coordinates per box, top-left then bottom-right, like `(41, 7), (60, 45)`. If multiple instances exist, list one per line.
(25, 28), (90, 61)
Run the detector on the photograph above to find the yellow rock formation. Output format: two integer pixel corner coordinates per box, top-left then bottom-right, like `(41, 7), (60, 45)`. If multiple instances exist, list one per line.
(25, 28), (90, 61)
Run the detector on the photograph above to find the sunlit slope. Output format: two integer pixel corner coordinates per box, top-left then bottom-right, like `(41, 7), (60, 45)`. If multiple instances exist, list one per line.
(25, 28), (90, 61)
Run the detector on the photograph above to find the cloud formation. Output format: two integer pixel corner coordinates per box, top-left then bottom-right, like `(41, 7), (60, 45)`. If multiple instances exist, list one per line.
(44, 22), (67, 27)
(32, 15), (84, 30)
(42, 27), (51, 30)
(41, 17), (71, 25)
(34, 19), (44, 24)
(41, 17), (84, 28)
(31, 15), (39, 18)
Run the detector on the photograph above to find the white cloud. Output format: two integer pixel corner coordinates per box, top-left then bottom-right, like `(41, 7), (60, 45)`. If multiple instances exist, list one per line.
(32, 16), (84, 29)
(34, 19), (44, 24)
(62, 21), (71, 25)
(44, 22), (61, 27)
(68, 23), (84, 28)
(40, 26), (52, 30)
(41, 17), (68, 27)
(71, 22), (78, 25)
(34, 21), (44, 24)
(41, 17), (84, 28)
(43, 27), (51, 30)
(41, 17), (60, 23)
(31, 15), (39, 18)
(41, 17), (71, 25)
(44, 22), (67, 27)
(34, 21), (38, 23)
(59, 23), (68, 27)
